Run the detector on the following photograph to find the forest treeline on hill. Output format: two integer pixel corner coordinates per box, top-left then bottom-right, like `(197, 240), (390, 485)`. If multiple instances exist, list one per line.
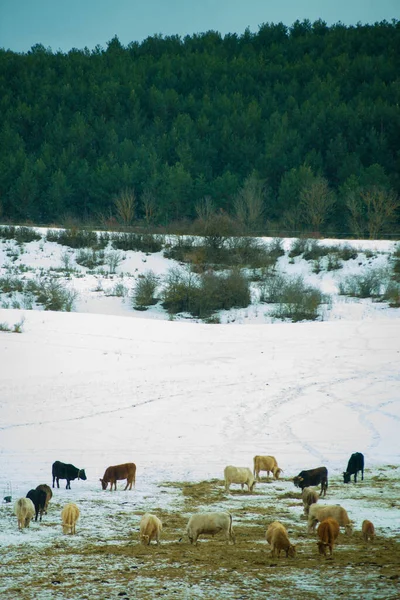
(1, 19), (400, 237)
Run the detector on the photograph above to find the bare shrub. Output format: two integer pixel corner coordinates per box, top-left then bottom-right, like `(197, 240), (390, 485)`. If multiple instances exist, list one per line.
(105, 250), (123, 274)
(31, 277), (78, 311)
(161, 266), (250, 318)
(132, 271), (159, 310)
(163, 237), (197, 262)
(338, 268), (389, 298)
(106, 282), (127, 297)
(75, 249), (105, 269)
(289, 238), (309, 258)
(261, 273), (327, 321)
(161, 267), (198, 315)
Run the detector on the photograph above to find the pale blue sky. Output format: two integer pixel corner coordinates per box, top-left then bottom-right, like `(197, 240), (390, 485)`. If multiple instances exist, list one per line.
(1, 0), (399, 53)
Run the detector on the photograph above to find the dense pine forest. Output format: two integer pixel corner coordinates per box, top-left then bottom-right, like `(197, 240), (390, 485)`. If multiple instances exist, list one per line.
(1, 19), (399, 237)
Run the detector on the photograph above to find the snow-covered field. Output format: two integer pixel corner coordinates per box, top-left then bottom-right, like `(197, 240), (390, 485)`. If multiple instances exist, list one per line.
(0, 231), (399, 599)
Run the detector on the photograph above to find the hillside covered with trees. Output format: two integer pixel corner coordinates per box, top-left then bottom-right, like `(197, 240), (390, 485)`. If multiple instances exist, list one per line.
(0, 19), (399, 237)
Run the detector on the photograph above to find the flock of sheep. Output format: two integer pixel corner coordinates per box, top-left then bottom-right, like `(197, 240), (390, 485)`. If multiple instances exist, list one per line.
(12, 453), (375, 558)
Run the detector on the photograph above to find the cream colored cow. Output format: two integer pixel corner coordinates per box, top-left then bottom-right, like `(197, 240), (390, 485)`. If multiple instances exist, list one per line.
(61, 502), (80, 534)
(253, 455), (282, 480)
(140, 513), (163, 546)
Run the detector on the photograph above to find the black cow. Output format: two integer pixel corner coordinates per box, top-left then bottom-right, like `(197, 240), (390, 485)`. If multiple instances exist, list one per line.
(52, 461), (87, 490)
(343, 452), (364, 483)
(26, 488), (47, 522)
(293, 466), (328, 497)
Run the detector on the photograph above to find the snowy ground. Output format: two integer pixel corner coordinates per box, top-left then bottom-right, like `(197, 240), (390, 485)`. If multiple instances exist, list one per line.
(0, 230), (399, 599)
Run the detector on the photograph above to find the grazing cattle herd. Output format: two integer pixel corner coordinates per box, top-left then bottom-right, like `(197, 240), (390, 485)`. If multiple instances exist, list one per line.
(10, 452), (379, 558)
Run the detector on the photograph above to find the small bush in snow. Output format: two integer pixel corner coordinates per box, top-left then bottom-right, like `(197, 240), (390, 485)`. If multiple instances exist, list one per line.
(338, 268), (389, 298)
(60, 251), (74, 272)
(381, 281), (400, 307)
(75, 248), (105, 269)
(161, 267), (250, 318)
(163, 236), (196, 262)
(31, 277), (78, 311)
(197, 269), (251, 317)
(259, 273), (288, 303)
(303, 240), (330, 261)
(105, 250), (123, 274)
(106, 282), (127, 297)
(336, 244), (358, 261)
(260, 273), (327, 321)
(13, 317), (25, 333)
(132, 271), (159, 309)
(326, 253), (342, 271)
(0, 275), (24, 294)
(161, 267), (197, 315)
(270, 276), (326, 322)
(266, 237), (285, 260)
(288, 238), (309, 258)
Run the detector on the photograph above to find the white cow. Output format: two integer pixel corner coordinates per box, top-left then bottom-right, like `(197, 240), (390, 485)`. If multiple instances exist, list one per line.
(308, 504), (352, 535)
(185, 512), (235, 545)
(224, 466), (255, 493)
(140, 513), (163, 545)
(14, 497), (35, 530)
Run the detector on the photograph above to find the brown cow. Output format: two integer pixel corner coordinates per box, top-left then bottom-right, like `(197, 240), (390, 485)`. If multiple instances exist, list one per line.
(301, 487), (318, 515)
(362, 519), (375, 542)
(266, 521), (296, 558)
(100, 462), (136, 491)
(36, 484), (53, 515)
(317, 518), (340, 556)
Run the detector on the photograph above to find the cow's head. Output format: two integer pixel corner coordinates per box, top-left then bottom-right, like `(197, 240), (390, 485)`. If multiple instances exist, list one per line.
(345, 522), (353, 535)
(249, 479), (256, 492)
(99, 478), (108, 490)
(343, 471), (351, 484)
(78, 469), (87, 481)
(293, 476), (303, 488)
(317, 541), (329, 556)
(273, 467), (283, 480)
